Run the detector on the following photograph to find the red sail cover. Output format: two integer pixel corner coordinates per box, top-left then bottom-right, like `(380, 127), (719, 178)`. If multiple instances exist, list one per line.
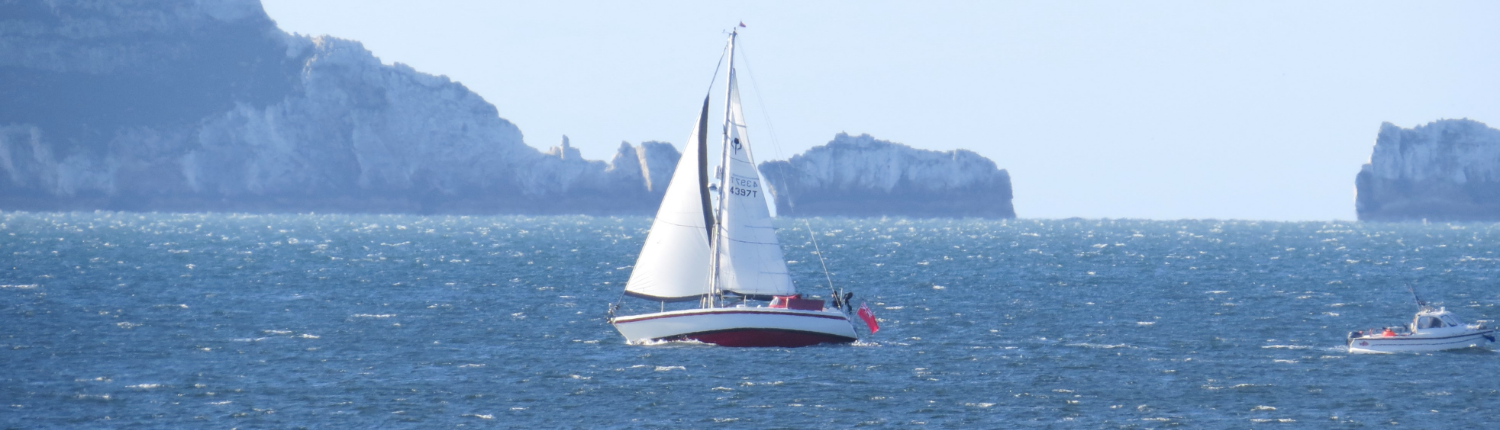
(769, 295), (824, 311)
(857, 303), (879, 334)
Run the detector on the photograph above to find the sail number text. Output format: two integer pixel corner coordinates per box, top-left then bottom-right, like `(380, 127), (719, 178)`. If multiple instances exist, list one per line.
(728, 177), (759, 198)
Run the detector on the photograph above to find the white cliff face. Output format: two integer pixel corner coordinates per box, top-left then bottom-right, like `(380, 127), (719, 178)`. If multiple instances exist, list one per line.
(0, 0), (677, 214)
(1365, 120), (1500, 183)
(1, 1), (980, 217)
(635, 141), (679, 194)
(765, 133), (1005, 192)
(0, 0), (268, 74)
(189, 35), (533, 198)
(760, 133), (1015, 218)
(520, 137), (679, 200)
(1356, 119), (1500, 221)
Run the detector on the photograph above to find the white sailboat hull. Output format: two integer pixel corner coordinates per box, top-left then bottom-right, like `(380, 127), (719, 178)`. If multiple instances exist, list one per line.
(1347, 329), (1496, 354)
(611, 306), (858, 347)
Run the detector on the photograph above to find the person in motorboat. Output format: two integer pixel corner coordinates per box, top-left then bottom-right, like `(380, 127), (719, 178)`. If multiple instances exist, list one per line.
(1347, 304), (1497, 353)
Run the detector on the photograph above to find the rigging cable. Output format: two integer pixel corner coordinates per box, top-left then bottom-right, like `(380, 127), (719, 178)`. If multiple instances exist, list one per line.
(803, 218), (858, 337)
(733, 41), (792, 207)
(703, 40), (730, 98)
(738, 41), (807, 226)
(803, 220), (841, 307)
(739, 41), (849, 315)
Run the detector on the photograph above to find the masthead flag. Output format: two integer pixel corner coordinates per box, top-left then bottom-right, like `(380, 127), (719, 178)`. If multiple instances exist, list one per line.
(739, 21), (747, 28)
(857, 302), (879, 334)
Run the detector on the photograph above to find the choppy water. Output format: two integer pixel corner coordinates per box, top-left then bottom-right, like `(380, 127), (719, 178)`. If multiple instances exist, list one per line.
(3, 212), (1500, 428)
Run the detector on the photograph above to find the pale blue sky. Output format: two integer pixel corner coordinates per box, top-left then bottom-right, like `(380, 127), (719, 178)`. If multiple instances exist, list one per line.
(262, 1), (1500, 220)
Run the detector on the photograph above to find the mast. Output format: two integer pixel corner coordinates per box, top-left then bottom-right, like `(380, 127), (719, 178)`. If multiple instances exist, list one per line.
(706, 28), (738, 308)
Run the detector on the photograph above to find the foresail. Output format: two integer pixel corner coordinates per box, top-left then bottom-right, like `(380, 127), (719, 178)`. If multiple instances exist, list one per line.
(715, 74), (795, 297)
(624, 97), (714, 301)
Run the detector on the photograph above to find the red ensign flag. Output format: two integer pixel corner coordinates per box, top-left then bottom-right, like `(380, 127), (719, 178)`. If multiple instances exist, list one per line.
(857, 303), (879, 334)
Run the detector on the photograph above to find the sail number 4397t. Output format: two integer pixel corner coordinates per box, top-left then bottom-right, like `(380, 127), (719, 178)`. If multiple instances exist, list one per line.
(729, 186), (758, 198)
(729, 177), (759, 198)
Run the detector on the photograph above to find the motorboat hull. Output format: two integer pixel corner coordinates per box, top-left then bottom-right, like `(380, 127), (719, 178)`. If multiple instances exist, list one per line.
(611, 307), (858, 347)
(1347, 329), (1496, 354)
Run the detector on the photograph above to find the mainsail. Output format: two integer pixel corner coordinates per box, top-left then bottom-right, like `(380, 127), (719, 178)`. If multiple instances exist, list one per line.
(712, 73), (795, 297)
(623, 97), (715, 301)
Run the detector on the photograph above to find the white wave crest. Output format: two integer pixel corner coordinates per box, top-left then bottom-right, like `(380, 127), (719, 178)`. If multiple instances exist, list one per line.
(1066, 343), (1135, 349)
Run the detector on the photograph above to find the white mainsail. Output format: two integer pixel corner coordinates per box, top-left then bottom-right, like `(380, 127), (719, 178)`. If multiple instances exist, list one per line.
(713, 73), (795, 297)
(623, 98), (715, 301)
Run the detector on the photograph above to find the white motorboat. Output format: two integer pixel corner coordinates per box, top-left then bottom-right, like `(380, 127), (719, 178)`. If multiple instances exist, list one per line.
(607, 27), (869, 347)
(1347, 303), (1496, 354)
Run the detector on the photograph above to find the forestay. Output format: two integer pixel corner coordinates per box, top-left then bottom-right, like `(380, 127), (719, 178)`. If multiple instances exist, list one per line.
(624, 98), (715, 301)
(714, 74), (795, 297)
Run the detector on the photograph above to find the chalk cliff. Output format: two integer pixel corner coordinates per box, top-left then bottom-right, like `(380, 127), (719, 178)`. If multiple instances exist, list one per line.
(759, 133), (1015, 218)
(1355, 119), (1500, 221)
(0, 0), (675, 214)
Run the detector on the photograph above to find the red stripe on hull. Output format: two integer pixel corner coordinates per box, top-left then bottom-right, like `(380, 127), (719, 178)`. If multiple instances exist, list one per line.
(670, 328), (855, 348)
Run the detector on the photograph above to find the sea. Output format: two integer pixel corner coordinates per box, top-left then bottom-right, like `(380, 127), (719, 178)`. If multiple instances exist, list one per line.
(3, 212), (1499, 428)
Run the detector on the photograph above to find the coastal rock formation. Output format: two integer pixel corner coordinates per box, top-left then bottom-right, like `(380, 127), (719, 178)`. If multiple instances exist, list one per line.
(1355, 119), (1500, 221)
(0, 0), (675, 214)
(760, 133), (1015, 218)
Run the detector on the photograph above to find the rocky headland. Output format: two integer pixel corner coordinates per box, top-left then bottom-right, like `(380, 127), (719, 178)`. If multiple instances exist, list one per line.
(1, 0), (1016, 218)
(760, 133), (1015, 218)
(1356, 119), (1500, 221)
(0, 0), (677, 214)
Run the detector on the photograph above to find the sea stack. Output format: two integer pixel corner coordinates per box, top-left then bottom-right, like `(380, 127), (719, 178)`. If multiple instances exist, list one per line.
(1355, 119), (1500, 221)
(759, 133), (1015, 219)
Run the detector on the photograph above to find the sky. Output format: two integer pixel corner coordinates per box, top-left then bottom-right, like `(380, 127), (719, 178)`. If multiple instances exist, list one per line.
(261, 1), (1500, 221)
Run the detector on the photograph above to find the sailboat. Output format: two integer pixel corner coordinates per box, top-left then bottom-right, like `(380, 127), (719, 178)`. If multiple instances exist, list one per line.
(607, 28), (863, 347)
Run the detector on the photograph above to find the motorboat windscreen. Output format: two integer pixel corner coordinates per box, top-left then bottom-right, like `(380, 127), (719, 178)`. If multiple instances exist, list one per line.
(1415, 316), (1444, 329)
